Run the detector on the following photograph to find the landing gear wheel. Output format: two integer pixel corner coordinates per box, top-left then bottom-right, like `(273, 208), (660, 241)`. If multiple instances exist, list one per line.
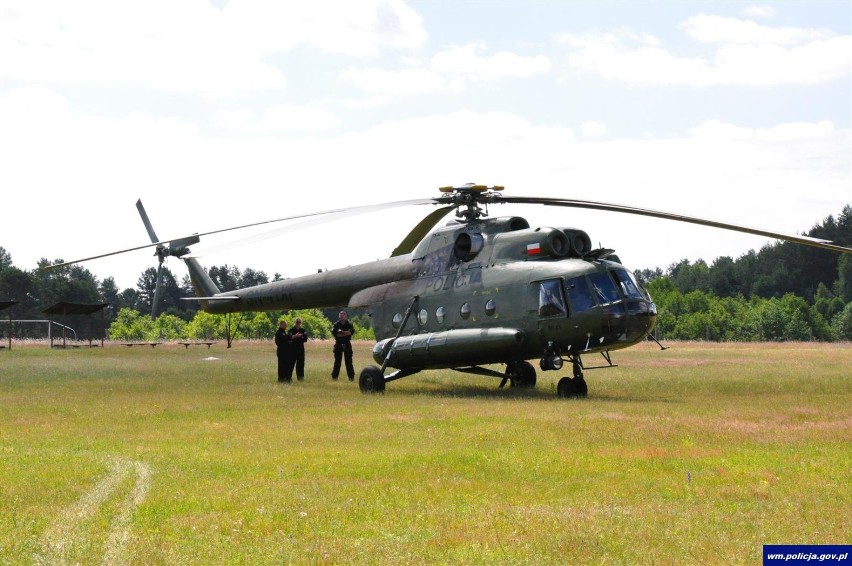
(557, 375), (588, 398)
(505, 360), (537, 389)
(359, 365), (386, 394)
(574, 375), (588, 397)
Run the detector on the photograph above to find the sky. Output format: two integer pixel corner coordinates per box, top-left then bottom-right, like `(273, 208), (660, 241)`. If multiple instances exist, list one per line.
(1, 0), (850, 290)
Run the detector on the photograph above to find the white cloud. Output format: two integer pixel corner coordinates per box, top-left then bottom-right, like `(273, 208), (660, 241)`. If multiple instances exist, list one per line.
(340, 43), (551, 99)
(214, 105), (341, 133)
(558, 28), (661, 49)
(339, 94), (394, 109)
(0, 0), (427, 97)
(0, 0), (279, 96)
(340, 66), (447, 95)
(430, 43), (552, 80)
(754, 120), (837, 142)
(223, 0), (427, 57)
(564, 39), (708, 85)
(681, 14), (833, 45)
(714, 37), (852, 85)
(688, 120), (754, 141)
(581, 121), (607, 138)
(688, 119), (837, 142)
(742, 5), (777, 19)
(561, 20), (852, 86)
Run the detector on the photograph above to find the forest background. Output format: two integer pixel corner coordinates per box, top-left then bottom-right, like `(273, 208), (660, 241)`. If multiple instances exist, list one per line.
(2, 205), (851, 342)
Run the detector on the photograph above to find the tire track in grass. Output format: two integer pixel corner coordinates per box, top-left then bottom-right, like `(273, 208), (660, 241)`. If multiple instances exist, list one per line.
(35, 457), (152, 566)
(100, 460), (151, 566)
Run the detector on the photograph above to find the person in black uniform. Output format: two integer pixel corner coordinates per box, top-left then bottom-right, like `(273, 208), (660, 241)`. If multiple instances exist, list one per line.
(274, 319), (293, 382)
(288, 317), (308, 380)
(331, 310), (355, 380)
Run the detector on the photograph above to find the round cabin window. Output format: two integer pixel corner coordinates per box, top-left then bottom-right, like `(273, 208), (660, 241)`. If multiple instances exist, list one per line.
(485, 299), (496, 316)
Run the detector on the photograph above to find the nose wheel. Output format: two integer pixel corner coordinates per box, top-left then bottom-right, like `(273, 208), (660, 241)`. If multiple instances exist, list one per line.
(557, 359), (588, 398)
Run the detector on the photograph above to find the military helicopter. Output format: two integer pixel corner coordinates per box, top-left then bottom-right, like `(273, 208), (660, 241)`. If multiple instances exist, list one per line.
(54, 184), (852, 397)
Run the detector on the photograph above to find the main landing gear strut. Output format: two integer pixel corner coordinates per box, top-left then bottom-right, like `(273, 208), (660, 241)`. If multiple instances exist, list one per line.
(359, 296), (422, 394)
(501, 360), (537, 389)
(361, 358), (589, 397)
(358, 366), (422, 394)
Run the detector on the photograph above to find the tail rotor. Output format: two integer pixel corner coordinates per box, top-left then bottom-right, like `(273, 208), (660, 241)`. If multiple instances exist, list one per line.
(136, 199), (199, 319)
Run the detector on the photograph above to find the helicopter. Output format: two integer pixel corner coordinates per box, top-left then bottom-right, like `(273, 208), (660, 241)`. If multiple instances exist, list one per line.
(53, 184), (852, 397)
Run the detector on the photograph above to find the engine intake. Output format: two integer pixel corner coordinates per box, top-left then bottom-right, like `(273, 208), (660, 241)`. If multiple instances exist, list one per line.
(561, 229), (592, 257)
(454, 232), (484, 262)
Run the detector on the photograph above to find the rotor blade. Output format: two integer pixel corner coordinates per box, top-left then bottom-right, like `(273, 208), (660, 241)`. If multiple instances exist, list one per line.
(498, 196), (852, 254)
(151, 263), (164, 320)
(46, 197), (443, 269)
(46, 241), (205, 269)
(391, 205), (455, 257)
(192, 198), (440, 241)
(186, 202), (443, 258)
(136, 199), (160, 244)
(183, 211), (352, 257)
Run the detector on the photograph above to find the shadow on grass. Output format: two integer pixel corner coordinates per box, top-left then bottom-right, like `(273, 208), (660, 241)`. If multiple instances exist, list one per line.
(394, 384), (552, 400)
(383, 378), (680, 404)
(587, 391), (681, 404)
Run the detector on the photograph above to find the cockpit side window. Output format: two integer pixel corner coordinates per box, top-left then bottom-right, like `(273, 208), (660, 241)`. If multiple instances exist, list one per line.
(589, 271), (621, 304)
(611, 269), (644, 299)
(566, 276), (596, 313)
(538, 279), (567, 318)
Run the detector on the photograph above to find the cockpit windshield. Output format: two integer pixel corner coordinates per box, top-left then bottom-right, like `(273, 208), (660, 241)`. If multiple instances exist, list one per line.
(589, 272), (620, 304)
(611, 269), (644, 299)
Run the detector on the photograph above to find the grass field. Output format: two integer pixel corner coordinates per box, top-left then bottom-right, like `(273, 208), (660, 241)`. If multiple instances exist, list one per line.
(0, 340), (850, 565)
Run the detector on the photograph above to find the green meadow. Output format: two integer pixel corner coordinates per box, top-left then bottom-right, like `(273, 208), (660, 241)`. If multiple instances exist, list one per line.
(0, 341), (849, 565)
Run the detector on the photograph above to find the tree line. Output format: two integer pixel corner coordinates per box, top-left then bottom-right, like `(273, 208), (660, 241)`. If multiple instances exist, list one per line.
(0, 253), (372, 341)
(1, 204), (850, 341)
(105, 307), (375, 342)
(634, 205), (852, 341)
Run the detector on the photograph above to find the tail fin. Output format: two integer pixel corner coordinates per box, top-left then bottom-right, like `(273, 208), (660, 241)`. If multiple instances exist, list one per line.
(183, 257), (221, 302)
(180, 256), (241, 313)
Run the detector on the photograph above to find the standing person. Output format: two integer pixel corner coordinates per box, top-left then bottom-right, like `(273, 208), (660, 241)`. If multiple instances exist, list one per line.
(331, 310), (356, 381)
(288, 317), (309, 381)
(275, 319), (293, 383)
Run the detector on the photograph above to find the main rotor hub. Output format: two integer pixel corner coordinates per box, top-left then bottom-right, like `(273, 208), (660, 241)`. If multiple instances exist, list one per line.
(154, 244), (167, 264)
(437, 183), (504, 222)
